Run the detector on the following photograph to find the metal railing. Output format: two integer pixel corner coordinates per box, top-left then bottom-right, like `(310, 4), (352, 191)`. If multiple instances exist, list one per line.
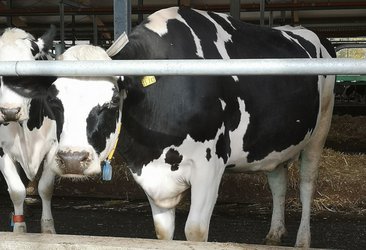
(0, 58), (365, 77)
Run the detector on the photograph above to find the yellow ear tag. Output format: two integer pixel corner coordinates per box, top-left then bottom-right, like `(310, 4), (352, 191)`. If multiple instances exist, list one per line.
(141, 76), (156, 87)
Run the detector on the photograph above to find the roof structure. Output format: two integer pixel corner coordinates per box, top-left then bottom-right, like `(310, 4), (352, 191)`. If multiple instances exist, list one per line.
(1, 0), (366, 46)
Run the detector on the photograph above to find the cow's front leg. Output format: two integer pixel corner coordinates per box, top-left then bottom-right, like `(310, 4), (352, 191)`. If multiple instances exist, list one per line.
(147, 196), (176, 240)
(185, 166), (224, 241)
(38, 165), (56, 234)
(264, 163), (288, 245)
(0, 155), (27, 233)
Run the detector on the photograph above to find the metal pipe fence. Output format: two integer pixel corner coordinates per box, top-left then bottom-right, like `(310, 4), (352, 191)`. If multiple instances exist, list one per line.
(0, 58), (365, 77)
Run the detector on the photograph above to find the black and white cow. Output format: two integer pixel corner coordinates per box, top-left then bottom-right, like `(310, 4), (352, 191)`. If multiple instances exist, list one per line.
(4, 7), (335, 248)
(111, 7), (335, 248)
(1, 37), (121, 232)
(47, 45), (122, 178)
(0, 27), (59, 233)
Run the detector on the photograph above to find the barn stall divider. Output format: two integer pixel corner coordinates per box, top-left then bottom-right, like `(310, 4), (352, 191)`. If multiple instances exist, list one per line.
(0, 58), (365, 249)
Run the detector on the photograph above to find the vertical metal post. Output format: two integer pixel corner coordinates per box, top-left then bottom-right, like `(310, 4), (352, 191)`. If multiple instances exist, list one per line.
(281, 10), (286, 25)
(114, 0), (131, 40)
(93, 15), (98, 45)
(269, 11), (273, 27)
(72, 15), (76, 45)
(6, 0), (12, 27)
(260, 0), (265, 26)
(59, 0), (65, 53)
(230, 0), (240, 20)
(137, 0), (144, 24)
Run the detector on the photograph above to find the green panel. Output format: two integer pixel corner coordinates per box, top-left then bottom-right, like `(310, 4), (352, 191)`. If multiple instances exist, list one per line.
(336, 75), (366, 85)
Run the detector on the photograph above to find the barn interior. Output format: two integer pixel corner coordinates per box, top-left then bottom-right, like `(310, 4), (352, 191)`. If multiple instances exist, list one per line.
(1, 0), (366, 47)
(0, 1), (365, 249)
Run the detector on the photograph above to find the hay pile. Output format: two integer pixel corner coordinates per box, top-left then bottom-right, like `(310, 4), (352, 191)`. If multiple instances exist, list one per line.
(285, 148), (366, 215)
(285, 114), (366, 214)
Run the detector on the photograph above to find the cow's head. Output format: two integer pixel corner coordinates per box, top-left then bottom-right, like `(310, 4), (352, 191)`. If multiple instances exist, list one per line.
(52, 45), (123, 177)
(0, 26), (56, 123)
(2, 44), (123, 178)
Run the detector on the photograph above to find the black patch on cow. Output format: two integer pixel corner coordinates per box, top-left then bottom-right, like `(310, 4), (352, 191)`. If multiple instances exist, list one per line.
(2, 76), (57, 99)
(0, 147), (4, 157)
(208, 12), (235, 34)
(14, 161), (30, 186)
(178, 8), (222, 58)
(86, 97), (119, 155)
(40, 25), (57, 52)
(206, 148), (211, 161)
(26, 85), (64, 141)
(318, 35), (336, 58)
(30, 40), (40, 57)
(165, 148), (183, 171)
(216, 133), (228, 163)
(282, 31), (317, 58)
(240, 75), (319, 162)
(118, 75), (224, 175)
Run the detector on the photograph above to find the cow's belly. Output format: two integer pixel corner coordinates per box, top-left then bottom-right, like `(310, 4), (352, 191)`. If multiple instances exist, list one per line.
(227, 130), (312, 173)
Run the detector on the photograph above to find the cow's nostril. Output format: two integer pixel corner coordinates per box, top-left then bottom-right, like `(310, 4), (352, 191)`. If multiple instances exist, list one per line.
(79, 152), (90, 162)
(57, 150), (91, 175)
(0, 107), (21, 121)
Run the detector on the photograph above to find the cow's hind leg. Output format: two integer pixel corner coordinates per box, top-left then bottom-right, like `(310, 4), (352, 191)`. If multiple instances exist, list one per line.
(185, 165), (224, 241)
(296, 94), (334, 248)
(0, 155), (27, 233)
(264, 163), (288, 245)
(147, 196), (176, 240)
(38, 165), (56, 234)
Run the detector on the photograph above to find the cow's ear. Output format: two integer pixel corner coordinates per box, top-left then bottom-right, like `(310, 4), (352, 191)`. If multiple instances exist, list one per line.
(2, 76), (57, 98)
(32, 25), (56, 58)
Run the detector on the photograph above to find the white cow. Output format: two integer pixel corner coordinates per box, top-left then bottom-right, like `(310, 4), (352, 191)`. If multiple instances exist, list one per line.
(0, 26), (58, 233)
(1, 29), (121, 233)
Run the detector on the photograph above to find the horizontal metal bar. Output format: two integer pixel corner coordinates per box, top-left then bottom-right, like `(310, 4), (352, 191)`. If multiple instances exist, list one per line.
(0, 59), (365, 77)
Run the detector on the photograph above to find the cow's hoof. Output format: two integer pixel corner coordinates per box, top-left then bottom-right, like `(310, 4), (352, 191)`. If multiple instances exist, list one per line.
(263, 237), (281, 246)
(13, 223), (27, 233)
(41, 219), (56, 234)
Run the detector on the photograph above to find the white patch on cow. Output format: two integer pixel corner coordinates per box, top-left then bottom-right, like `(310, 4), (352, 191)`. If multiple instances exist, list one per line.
(0, 28), (36, 61)
(0, 118), (57, 180)
(232, 76), (239, 82)
(144, 7), (179, 37)
(227, 98), (250, 162)
(219, 98), (226, 110)
(278, 30), (311, 58)
(0, 28), (39, 122)
(144, 7), (204, 58)
(132, 125), (226, 209)
(193, 9), (238, 81)
(276, 26), (324, 58)
(0, 81), (31, 122)
(214, 12), (236, 30)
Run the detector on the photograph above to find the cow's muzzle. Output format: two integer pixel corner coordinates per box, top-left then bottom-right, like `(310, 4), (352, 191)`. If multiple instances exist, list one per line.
(0, 107), (21, 122)
(56, 150), (91, 175)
